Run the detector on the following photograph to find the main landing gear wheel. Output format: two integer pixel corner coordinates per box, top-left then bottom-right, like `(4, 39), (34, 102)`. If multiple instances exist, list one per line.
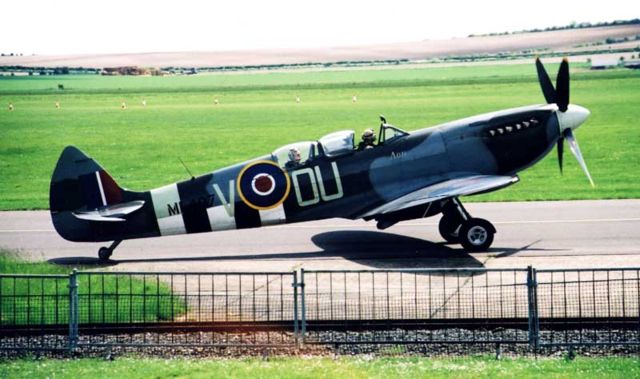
(98, 240), (122, 261)
(438, 213), (462, 243)
(459, 218), (495, 252)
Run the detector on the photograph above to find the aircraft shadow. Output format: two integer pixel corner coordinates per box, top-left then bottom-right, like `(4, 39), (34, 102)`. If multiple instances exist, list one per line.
(310, 230), (484, 270)
(49, 230), (492, 271)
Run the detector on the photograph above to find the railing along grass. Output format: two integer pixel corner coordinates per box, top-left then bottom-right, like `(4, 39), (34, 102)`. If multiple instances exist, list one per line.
(0, 252), (185, 325)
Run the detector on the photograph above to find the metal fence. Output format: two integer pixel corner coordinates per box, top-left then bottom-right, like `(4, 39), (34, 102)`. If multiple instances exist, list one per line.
(73, 271), (299, 349)
(0, 274), (71, 351)
(300, 268), (532, 346)
(1, 267), (639, 355)
(534, 268), (640, 348)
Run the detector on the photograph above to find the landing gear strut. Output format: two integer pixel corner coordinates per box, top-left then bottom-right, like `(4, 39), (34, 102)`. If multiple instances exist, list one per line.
(438, 198), (495, 252)
(438, 198), (468, 243)
(98, 240), (122, 261)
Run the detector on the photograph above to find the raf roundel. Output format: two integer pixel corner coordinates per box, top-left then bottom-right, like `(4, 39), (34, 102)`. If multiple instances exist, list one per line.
(252, 174), (275, 196)
(237, 161), (291, 210)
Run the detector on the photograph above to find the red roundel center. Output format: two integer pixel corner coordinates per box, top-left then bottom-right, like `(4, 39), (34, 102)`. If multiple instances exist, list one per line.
(254, 174), (273, 193)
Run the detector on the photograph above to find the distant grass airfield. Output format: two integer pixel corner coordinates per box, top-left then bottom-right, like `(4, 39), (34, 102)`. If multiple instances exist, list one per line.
(0, 63), (639, 210)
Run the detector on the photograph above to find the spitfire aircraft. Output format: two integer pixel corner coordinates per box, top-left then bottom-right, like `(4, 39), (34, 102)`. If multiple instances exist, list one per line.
(50, 59), (593, 260)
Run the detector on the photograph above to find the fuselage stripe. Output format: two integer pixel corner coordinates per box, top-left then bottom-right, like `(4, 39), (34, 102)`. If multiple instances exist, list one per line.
(207, 205), (236, 231)
(176, 178), (213, 234)
(259, 205), (287, 226)
(150, 183), (186, 236)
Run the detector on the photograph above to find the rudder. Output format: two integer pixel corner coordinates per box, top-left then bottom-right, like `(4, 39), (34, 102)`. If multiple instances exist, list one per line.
(50, 145), (124, 213)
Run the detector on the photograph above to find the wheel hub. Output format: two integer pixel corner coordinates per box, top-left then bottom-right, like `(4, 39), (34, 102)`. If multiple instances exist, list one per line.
(467, 226), (487, 245)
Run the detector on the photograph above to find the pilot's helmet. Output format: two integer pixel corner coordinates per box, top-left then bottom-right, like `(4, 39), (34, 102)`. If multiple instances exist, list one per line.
(288, 148), (301, 162)
(362, 128), (376, 143)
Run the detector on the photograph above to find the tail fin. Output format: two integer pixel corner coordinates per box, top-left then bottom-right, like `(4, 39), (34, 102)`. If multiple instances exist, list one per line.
(50, 146), (124, 213)
(50, 146), (154, 243)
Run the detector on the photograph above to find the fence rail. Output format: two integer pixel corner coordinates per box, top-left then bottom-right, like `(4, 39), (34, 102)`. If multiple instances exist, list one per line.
(1, 267), (639, 354)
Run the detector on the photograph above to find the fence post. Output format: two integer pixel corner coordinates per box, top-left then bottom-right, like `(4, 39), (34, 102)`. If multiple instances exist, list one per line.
(292, 271), (299, 340)
(526, 266), (539, 350)
(300, 268), (306, 341)
(68, 269), (79, 353)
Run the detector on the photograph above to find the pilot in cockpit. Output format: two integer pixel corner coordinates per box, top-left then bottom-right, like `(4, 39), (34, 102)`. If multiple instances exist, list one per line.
(285, 148), (302, 169)
(357, 128), (376, 150)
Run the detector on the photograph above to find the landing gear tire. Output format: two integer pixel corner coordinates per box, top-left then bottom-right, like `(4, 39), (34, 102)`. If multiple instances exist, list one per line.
(459, 218), (495, 252)
(98, 247), (112, 261)
(97, 240), (121, 261)
(439, 214), (462, 244)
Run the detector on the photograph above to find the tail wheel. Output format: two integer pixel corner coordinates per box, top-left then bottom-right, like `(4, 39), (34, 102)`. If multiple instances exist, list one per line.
(98, 247), (112, 261)
(459, 218), (495, 252)
(438, 213), (462, 244)
(97, 240), (121, 261)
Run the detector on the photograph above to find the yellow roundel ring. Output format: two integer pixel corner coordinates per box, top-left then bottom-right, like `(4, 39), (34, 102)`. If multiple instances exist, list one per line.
(236, 160), (291, 211)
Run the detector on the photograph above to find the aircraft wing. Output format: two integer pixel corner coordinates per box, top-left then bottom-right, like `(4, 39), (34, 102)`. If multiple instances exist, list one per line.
(361, 175), (519, 218)
(72, 200), (145, 222)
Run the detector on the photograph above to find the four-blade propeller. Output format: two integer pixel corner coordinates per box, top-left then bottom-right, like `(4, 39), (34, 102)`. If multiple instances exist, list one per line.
(535, 58), (594, 187)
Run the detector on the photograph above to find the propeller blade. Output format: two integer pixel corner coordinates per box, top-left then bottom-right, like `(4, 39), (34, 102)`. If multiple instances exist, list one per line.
(556, 58), (570, 112)
(536, 57), (557, 104)
(564, 129), (594, 187)
(557, 138), (564, 174)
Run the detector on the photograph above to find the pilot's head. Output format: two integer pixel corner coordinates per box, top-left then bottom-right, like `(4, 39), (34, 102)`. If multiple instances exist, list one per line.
(288, 148), (301, 162)
(362, 129), (376, 144)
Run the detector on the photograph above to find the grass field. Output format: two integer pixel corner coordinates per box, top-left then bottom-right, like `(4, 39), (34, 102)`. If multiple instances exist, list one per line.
(1, 63), (639, 210)
(1, 356), (639, 379)
(0, 252), (184, 324)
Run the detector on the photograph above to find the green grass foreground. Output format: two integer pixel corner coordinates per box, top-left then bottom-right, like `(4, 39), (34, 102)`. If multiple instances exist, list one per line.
(0, 252), (185, 325)
(1, 63), (640, 209)
(1, 356), (639, 379)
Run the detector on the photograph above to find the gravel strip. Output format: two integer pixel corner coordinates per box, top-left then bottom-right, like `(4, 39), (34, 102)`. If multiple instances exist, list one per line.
(2, 328), (638, 359)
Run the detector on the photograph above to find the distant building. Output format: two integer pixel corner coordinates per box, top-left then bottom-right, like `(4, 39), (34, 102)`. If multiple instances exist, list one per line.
(590, 57), (619, 70)
(623, 59), (640, 69)
(0, 72), (28, 77)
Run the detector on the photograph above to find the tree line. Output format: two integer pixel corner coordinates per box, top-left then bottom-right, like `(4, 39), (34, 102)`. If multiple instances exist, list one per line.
(469, 18), (640, 37)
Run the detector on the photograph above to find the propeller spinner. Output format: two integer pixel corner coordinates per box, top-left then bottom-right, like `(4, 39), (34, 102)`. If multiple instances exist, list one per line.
(535, 58), (594, 187)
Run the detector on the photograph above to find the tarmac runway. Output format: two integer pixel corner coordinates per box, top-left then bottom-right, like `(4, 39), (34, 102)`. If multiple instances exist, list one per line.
(1, 199), (639, 273)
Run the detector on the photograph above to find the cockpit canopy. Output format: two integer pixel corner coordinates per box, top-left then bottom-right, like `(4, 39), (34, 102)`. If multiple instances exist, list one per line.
(379, 124), (409, 144)
(272, 130), (356, 168)
(318, 130), (355, 158)
(272, 141), (318, 168)
(271, 124), (409, 168)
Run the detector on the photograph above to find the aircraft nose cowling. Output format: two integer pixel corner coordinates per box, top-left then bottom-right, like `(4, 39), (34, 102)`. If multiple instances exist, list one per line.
(557, 104), (590, 132)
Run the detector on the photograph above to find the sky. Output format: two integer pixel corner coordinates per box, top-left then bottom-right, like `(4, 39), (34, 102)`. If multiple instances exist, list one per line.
(1, 0), (637, 55)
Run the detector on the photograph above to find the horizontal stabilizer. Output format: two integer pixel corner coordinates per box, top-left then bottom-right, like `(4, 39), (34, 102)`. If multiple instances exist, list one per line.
(72, 200), (145, 223)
